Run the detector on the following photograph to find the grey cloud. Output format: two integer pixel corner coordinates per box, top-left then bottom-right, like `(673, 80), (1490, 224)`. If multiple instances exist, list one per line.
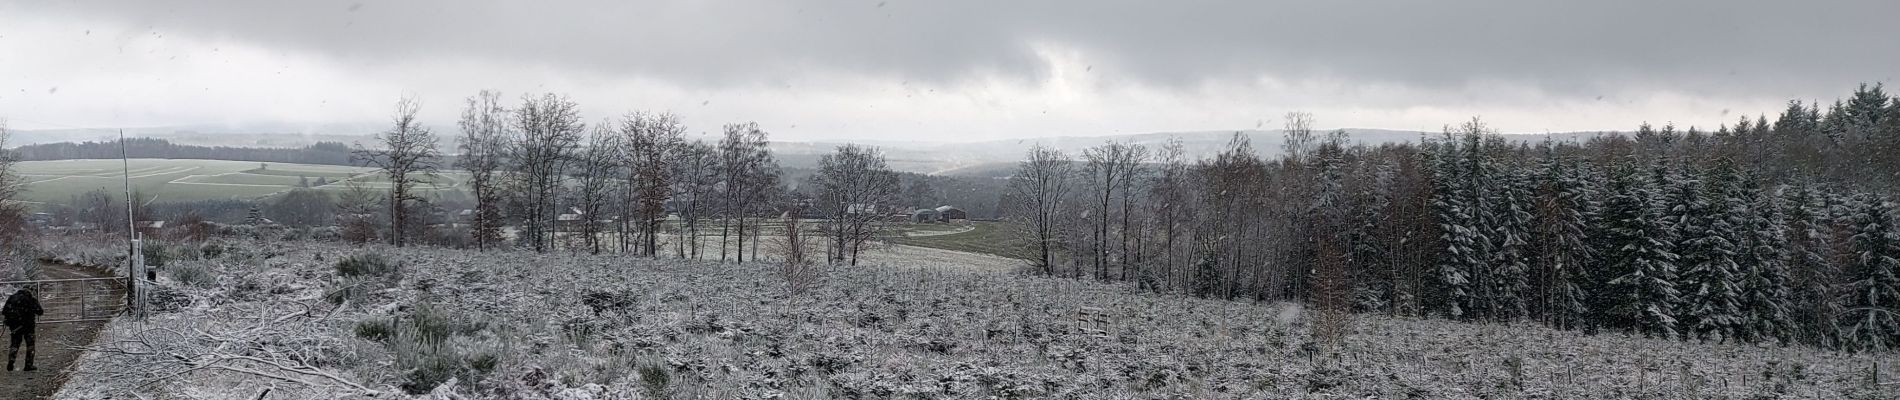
(13, 0), (1900, 101)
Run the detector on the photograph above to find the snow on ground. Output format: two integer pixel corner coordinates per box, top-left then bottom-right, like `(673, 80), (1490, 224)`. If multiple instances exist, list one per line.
(55, 240), (1900, 399)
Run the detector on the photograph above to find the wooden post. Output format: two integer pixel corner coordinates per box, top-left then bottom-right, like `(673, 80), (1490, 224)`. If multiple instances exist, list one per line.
(121, 130), (137, 316)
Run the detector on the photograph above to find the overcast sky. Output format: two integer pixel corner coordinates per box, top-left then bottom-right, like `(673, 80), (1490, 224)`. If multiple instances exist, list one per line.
(1, 1), (1894, 142)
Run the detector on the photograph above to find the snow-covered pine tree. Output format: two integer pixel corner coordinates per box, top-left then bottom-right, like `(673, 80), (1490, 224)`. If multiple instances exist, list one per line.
(1350, 158), (1397, 312)
(1533, 147), (1595, 331)
(1192, 244), (1222, 299)
(1601, 159), (1682, 339)
(1781, 183), (1841, 348)
(1486, 141), (1534, 322)
(1674, 159), (1745, 342)
(1734, 174), (1793, 344)
(1456, 130), (1500, 321)
(1427, 133), (1479, 319)
(1840, 194), (1900, 352)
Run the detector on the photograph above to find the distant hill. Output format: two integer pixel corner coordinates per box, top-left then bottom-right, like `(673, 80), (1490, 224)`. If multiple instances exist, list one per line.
(13, 125), (1619, 176)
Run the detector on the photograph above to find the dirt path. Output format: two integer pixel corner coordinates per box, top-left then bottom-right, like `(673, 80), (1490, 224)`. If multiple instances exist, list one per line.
(0, 264), (122, 400)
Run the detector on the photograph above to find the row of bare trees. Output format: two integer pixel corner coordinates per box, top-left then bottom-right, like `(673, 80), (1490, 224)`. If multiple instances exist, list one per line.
(444, 91), (790, 257)
(433, 90), (909, 264)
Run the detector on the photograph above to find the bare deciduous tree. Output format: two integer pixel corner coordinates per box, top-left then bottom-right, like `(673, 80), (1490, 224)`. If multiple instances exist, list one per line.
(810, 144), (899, 266)
(76, 188), (119, 233)
(1283, 111), (1317, 163)
(1147, 139), (1190, 291)
(1081, 141), (1146, 281)
(509, 93), (585, 253)
(671, 141), (720, 259)
(1009, 145), (1074, 275)
(624, 112), (683, 256)
(456, 90), (511, 250)
(353, 96), (441, 247)
(572, 121), (622, 254)
(717, 122), (778, 263)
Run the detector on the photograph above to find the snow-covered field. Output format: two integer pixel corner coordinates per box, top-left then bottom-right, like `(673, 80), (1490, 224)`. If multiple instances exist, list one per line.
(56, 240), (1898, 399)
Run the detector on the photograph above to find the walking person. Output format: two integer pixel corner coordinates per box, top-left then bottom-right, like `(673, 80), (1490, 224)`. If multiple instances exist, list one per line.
(3, 287), (43, 371)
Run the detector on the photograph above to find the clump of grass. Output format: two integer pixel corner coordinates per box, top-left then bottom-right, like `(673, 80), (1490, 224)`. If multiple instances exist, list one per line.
(324, 276), (373, 305)
(411, 303), (457, 346)
(355, 318), (395, 343)
(335, 253), (398, 278)
(639, 361), (672, 398)
(329, 253), (401, 306)
(369, 303), (498, 394)
(466, 351), (501, 375)
(396, 339), (464, 395)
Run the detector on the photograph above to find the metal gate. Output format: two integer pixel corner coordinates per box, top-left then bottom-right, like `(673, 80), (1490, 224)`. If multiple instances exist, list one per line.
(0, 277), (128, 324)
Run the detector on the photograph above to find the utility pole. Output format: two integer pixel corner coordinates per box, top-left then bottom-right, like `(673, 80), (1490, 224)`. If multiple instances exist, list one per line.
(120, 130), (140, 318)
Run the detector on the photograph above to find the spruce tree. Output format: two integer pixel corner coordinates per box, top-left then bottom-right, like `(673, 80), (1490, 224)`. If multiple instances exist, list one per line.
(1601, 160), (1681, 338)
(1456, 132), (1499, 320)
(1724, 173), (1788, 343)
(1488, 162), (1534, 322)
(1782, 184), (1840, 347)
(1675, 160), (1744, 341)
(1840, 194), (1900, 352)
(1534, 150), (1595, 331)
(1428, 135), (1479, 319)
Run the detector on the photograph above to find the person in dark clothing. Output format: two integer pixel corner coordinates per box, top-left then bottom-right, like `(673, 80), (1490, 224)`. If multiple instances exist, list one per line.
(2, 288), (43, 371)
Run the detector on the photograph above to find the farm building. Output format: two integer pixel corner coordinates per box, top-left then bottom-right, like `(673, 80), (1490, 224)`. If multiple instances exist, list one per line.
(934, 205), (967, 221)
(911, 208), (941, 223)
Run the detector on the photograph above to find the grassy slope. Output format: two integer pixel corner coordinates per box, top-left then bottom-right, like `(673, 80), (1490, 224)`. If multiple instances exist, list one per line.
(59, 240), (1894, 399)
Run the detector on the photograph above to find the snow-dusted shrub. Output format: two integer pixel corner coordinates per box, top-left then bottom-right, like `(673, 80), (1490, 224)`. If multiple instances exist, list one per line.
(0, 252), (40, 281)
(198, 242), (227, 259)
(165, 261), (217, 288)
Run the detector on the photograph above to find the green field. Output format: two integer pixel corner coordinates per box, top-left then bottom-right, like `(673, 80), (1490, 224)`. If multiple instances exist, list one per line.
(890, 220), (1033, 259)
(13, 159), (467, 206)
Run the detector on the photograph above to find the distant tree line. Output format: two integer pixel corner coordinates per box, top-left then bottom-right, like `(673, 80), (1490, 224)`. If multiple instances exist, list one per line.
(11, 138), (359, 166)
(1006, 83), (1900, 352)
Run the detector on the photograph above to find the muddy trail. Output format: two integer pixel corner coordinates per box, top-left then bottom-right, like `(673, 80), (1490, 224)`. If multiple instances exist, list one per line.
(0, 263), (124, 400)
